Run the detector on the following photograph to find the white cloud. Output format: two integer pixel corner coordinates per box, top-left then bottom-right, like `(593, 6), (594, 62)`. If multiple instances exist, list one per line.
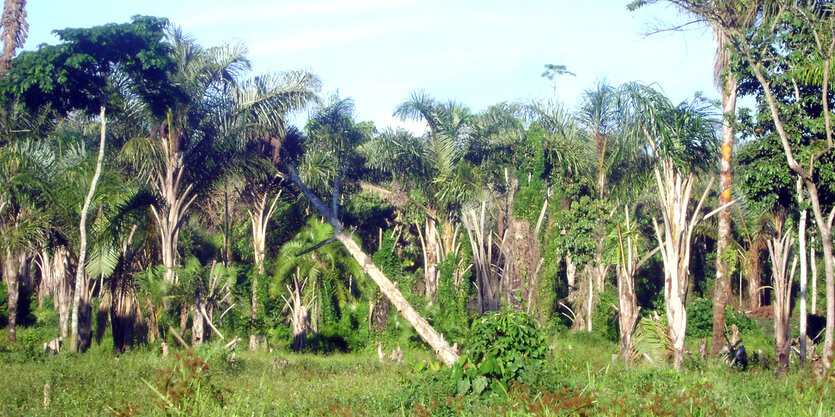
(181, 0), (421, 28)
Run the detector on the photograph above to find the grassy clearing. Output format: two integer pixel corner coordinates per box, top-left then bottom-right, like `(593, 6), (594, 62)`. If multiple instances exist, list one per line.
(1, 326), (833, 416)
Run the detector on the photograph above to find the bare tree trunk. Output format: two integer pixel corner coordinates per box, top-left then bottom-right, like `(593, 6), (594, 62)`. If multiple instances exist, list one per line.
(812, 236), (818, 315)
(191, 293), (205, 346)
(70, 105), (107, 353)
(51, 245), (72, 339)
(288, 166), (459, 365)
(150, 117), (196, 285)
(249, 190), (280, 323)
(283, 271), (311, 352)
(0, 0), (28, 77)
(712, 77), (738, 357)
(3, 248), (18, 342)
(820, 227), (834, 367)
(463, 203), (498, 314)
(423, 218), (439, 303)
(746, 245), (762, 310)
(37, 250), (50, 309)
(652, 163), (713, 370)
(615, 207), (656, 363)
(798, 179), (809, 363)
(566, 254), (577, 290)
(587, 273), (593, 332)
(768, 223), (794, 374)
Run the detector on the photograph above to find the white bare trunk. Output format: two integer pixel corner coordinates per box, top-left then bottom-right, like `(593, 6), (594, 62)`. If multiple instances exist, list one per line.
(51, 246), (72, 339)
(288, 167), (459, 365)
(798, 179), (809, 362)
(768, 225), (794, 372)
(651, 162), (712, 370)
(812, 236), (818, 315)
(70, 105), (107, 353)
(249, 190), (280, 322)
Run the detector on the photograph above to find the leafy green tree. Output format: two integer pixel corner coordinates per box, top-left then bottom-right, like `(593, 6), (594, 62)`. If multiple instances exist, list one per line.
(4, 15), (173, 352)
(727, 3), (835, 368)
(629, 0), (776, 359)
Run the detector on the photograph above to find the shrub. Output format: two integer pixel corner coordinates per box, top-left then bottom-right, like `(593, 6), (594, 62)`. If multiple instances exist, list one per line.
(451, 310), (548, 395)
(687, 297), (713, 337)
(687, 297), (760, 338)
(593, 289), (619, 343)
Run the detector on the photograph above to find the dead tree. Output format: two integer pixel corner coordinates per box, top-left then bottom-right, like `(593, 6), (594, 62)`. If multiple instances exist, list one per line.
(767, 216), (795, 374)
(616, 205), (660, 363)
(287, 166), (459, 365)
(282, 268), (313, 352)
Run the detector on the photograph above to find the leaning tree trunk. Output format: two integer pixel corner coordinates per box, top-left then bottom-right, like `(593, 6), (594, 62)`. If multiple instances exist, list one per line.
(288, 166), (459, 365)
(712, 77), (739, 357)
(70, 105), (107, 354)
(768, 225), (794, 375)
(3, 248), (19, 342)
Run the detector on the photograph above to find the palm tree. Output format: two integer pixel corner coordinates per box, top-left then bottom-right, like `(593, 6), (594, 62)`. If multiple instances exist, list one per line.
(620, 83), (719, 369)
(120, 28), (250, 285)
(629, 0), (776, 359)
(232, 70), (320, 322)
(393, 91), (475, 303)
(0, 141), (49, 342)
(0, 0), (27, 77)
(271, 219), (365, 348)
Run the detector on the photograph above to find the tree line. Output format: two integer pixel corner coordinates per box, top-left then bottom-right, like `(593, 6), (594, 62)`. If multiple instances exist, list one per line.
(0, 1), (833, 377)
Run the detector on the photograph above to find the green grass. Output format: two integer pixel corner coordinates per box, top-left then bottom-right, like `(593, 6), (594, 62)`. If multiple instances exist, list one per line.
(1, 326), (833, 416)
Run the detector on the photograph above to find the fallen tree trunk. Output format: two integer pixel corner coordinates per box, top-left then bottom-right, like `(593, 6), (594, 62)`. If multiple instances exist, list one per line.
(287, 166), (459, 365)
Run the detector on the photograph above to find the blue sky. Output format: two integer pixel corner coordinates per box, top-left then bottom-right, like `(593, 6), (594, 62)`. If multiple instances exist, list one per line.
(26, 0), (718, 131)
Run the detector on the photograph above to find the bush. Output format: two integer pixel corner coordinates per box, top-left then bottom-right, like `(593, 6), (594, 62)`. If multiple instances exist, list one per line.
(687, 297), (714, 337)
(451, 310), (548, 395)
(593, 289), (619, 343)
(688, 297), (760, 338)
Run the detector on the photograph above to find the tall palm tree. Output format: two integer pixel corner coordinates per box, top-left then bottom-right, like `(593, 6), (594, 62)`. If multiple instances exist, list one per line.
(620, 82), (719, 369)
(629, 0), (775, 358)
(120, 28), (250, 284)
(232, 70), (320, 322)
(0, 0), (26, 77)
(393, 91), (475, 303)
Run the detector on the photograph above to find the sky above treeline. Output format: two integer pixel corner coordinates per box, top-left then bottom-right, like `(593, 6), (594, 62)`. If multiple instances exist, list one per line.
(26, 0), (718, 132)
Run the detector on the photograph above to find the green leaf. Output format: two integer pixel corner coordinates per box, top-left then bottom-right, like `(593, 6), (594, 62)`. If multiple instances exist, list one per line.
(456, 377), (471, 396)
(479, 356), (498, 375)
(472, 376), (488, 395)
